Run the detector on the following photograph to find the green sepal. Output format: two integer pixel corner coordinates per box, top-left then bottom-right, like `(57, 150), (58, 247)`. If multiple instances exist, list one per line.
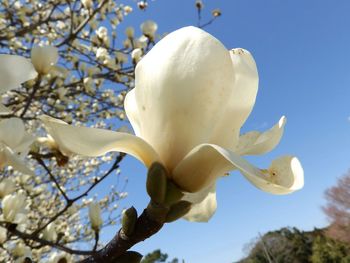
(165, 201), (192, 223)
(164, 181), (184, 206)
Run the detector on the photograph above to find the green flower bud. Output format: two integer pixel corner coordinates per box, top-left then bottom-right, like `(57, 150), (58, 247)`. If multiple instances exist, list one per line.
(122, 207), (138, 236)
(146, 162), (167, 204)
(165, 201), (192, 223)
(115, 251), (142, 263)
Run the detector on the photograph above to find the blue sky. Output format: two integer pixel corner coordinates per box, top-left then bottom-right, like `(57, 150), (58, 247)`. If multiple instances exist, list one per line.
(97, 0), (350, 262)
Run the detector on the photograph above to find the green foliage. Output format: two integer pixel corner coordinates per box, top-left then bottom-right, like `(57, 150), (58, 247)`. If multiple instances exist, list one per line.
(311, 236), (350, 263)
(141, 250), (168, 263)
(239, 227), (350, 263)
(142, 250), (183, 263)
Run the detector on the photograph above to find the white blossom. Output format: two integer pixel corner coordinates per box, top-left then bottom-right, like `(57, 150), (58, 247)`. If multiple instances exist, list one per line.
(141, 20), (158, 39)
(42, 223), (57, 242)
(2, 190), (28, 223)
(88, 201), (103, 231)
(131, 48), (143, 63)
(0, 178), (16, 198)
(0, 227), (6, 244)
(125, 26), (134, 38)
(42, 27), (304, 223)
(31, 45), (58, 75)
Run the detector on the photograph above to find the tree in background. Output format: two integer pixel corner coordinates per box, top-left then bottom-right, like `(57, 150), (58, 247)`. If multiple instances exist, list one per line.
(323, 171), (350, 244)
(239, 227), (350, 263)
(311, 235), (350, 263)
(141, 249), (182, 263)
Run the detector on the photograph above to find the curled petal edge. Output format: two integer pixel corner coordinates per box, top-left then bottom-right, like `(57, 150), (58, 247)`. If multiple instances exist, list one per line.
(173, 144), (304, 195)
(236, 116), (286, 156)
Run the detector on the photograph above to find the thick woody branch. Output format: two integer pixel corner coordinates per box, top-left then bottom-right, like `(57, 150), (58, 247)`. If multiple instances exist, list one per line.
(79, 206), (166, 263)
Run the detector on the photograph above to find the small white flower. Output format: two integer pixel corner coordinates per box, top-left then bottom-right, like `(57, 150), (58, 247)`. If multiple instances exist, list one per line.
(42, 222), (57, 242)
(49, 252), (72, 263)
(81, 0), (93, 9)
(96, 47), (109, 60)
(88, 202), (103, 231)
(0, 178), (16, 198)
(141, 20), (158, 39)
(2, 190), (28, 223)
(31, 45), (58, 75)
(12, 243), (32, 263)
(0, 227), (6, 244)
(131, 48), (143, 63)
(125, 26), (134, 38)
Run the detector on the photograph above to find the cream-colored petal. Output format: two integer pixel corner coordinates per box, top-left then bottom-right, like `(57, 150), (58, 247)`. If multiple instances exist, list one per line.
(0, 55), (37, 93)
(41, 116), (160, 167)
(129, 26), (236, 170)
(0, 118), (25, 149)
(2, 146), (34, 176)
(230, 48), (259, 126)
(12, 133), (35, 153)
(124, 88), (141, 136)
(182, 183), (217, 222)
(31, 46), (58, 75)
(173, 144), (303, 194)
(209, 49), (259, 151)
(235, 116), (286, 156)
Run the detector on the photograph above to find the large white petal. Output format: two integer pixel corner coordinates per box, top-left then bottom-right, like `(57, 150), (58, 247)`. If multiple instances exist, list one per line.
(230, 48), (259, 127)
(235, 116), (286, 156)
(0, 118), (25, 149)
(12, 133), (35, 154)
(209, 49), (259, 150)
(0, 55), (37, 93)
(128, 26), (236, 170)
(182, 183), (217, 222)
(41, 116), (160, 167)
(173, 144), (303, 194)
(124, 89), (141, 136)
(2, 146), (34, 176)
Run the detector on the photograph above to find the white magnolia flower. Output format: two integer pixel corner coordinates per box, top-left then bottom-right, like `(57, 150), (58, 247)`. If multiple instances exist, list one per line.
(42, 222), (57, 242)
(2, 190), (28, 223)
(88, 201), (103, 231)
(125, 26), (135, 38)
(31, 45), (58, 75)
(0, 178), (16, 198)
(96, 47), (109, 60)
(0, 54), (37, 112)
(12, 243), (32, 263)
(0, 118), (35, 175)
(42, 27), (304, 222)
(81, 0), (93, 9)
(140, 20), (158, 39)
(131, 48), (143, 63)
(49, 252), (72, 263)
(0, 226), (6, 244)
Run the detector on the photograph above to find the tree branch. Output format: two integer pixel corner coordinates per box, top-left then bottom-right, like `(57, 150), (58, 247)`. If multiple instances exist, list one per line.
(79, 205), (166, 263)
